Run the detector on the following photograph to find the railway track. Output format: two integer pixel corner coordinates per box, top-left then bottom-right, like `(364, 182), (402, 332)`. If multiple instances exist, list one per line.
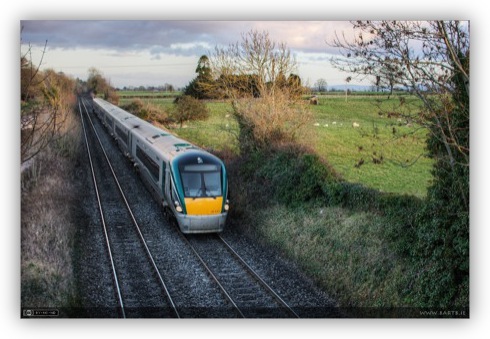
(78, 98), (179, 318)
(182, 233), (300, 318)
(78, 97), (300, 318)
(76, 96), (337, 318)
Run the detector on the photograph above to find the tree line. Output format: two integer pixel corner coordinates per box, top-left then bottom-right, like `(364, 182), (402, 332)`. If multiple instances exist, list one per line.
(21, 47), (78, 164)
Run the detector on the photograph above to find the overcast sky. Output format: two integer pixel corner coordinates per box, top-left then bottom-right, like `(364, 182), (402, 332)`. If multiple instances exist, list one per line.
(21, 20), (359, 89)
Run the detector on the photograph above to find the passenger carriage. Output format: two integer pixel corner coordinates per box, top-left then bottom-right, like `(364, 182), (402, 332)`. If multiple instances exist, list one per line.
(92, 98), (229, 233)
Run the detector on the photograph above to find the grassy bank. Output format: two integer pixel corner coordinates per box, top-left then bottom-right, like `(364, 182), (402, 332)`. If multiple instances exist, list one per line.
(21, 110), (82, 309)
(219, 143), (424, 309)
(253, 204), (408, 307)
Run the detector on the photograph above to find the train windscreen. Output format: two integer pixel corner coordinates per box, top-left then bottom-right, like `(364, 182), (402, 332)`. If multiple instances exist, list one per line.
(181, 164), (222, 198)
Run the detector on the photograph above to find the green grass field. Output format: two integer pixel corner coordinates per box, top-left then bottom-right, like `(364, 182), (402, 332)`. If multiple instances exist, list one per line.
(309, 95), (433, 197)
(120, 94), (433, 197)
(117, 90), (181, 98)
(118, 92), (446, 309)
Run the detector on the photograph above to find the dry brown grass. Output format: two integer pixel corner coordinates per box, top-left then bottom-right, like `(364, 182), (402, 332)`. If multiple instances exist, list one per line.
(21, 109), (81, 308)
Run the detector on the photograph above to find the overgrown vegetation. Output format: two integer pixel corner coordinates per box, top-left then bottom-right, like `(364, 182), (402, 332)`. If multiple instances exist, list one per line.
(86, 67), (119, 104)
(21, 55), (78, 163)
(172, 95), (210, 127)
(219, 141), (425, 310)
(330, 20), (469, 308)
(121, 98), (170, 126)
(21, 107), (82, 310)
(21, 44), (83, 310)
(213, 22), (469, 312)
(120, 95), (210, 128)
(199, 30), (311, 153)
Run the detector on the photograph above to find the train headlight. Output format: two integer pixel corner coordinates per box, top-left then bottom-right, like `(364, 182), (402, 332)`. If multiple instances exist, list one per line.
(174, 201), (183, 213)
(224, 199), (230, 211)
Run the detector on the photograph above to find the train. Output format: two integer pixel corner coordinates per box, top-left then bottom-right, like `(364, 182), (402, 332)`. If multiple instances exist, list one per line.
(90, 97), (229, 234)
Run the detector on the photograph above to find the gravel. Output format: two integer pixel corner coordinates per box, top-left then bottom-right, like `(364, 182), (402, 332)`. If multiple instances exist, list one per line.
(72, 102), (340, 318)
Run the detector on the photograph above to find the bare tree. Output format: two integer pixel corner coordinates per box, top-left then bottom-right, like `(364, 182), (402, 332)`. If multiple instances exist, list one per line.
(344, 76), (352, 101)
(330, 21), (469, 307)
(314, 78), (328, 93)
(209, 29), (311, 151)
(330, 20), (469, 174)
(86, 67), (119, 103)
(21, 40), (77, 164)
(21, 41), (48, 102)
(21, 68), (76, 164)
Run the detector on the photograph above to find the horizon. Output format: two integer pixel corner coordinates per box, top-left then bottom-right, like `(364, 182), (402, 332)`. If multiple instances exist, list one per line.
(21, 20), (365, 90)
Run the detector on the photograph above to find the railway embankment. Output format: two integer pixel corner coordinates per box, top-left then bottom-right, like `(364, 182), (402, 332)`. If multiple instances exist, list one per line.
(21, 109), (82, 311)
(217, 142), (439, 312)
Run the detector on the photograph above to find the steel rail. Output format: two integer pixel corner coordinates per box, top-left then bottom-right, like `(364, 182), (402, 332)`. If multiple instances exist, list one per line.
(218, 235), (300, 318)
(80, 98), (180, 318)
(180, 234), (245, 318)
(78, 100), (126, 318)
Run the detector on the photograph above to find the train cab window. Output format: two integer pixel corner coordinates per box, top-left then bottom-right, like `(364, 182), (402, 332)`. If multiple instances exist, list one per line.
(181, 164), (221, 198)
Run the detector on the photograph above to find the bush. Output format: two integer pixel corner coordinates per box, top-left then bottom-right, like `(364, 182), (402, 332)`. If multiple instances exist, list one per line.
(121, 99), (169, 125)
(408, 163), (469, 307)
(172, 95), (210, 127)
(121, 99), (146, 118)
(241, 143), (340, 206)
(105, 90), (119, 105)
(405, 61), (469, 307)
(231, 91), (312, 153)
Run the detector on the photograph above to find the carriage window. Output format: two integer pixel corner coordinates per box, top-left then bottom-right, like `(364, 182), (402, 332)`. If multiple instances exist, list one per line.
(136, 146), (160, 182)
(115, 125), (128, 145)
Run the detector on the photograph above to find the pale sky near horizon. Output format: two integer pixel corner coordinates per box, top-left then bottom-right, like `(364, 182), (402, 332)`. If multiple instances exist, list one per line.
(21, 20), (362, 89)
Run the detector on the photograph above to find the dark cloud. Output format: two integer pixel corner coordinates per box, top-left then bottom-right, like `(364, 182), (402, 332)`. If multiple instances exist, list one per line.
(20, 20), (345, 57)
(19, 20), (352, 88)
(20, 20), (252, 56)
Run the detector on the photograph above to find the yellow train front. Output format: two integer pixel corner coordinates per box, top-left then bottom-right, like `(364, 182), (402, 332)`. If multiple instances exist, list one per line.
(169, 150), (229, 233)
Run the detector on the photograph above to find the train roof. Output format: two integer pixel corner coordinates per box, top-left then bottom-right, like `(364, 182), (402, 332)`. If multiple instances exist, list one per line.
(93, 98), (218, 163)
